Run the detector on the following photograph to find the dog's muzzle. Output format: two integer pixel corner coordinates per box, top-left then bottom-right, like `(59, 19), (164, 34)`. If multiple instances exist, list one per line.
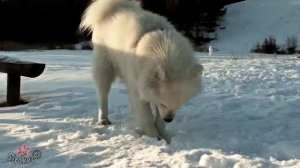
(164, 118), (173, 123)
(155, 105), (174, 123)
(163, 113), (174, 123)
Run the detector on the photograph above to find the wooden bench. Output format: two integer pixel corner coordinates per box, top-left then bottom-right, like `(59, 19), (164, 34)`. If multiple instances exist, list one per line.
(0, 56), (45, 106)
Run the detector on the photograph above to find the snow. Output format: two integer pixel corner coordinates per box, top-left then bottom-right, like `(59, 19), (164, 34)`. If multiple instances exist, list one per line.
(0, 55), (21, 63)
(0, 50), (300, 167)
(211, 0), (300, 53)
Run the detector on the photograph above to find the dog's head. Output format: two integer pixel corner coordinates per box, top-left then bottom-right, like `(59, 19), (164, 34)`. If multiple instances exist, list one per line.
(142, 63), (203, 123)
(137, 30), (203, 122)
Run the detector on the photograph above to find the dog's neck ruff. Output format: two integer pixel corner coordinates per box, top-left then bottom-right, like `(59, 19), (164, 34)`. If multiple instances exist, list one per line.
(135, 28), (165, 48)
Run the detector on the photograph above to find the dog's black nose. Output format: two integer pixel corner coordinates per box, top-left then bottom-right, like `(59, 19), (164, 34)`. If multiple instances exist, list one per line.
(164, 118), (173, 123)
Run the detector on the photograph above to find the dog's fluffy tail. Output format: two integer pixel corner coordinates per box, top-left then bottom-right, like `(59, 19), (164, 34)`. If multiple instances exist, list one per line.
(80, 0), (140, 33)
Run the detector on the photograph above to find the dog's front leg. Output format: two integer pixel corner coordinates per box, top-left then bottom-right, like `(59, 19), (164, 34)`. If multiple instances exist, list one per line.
(130, 95), (159, 137)
(154, 106), (172, 144)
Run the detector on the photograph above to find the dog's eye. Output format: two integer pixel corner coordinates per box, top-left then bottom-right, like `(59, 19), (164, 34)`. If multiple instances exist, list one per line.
(159, 103), (167, 109)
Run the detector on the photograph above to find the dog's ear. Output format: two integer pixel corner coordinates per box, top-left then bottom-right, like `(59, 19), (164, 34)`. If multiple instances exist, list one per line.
(148, 65), (166, 88)
(153, 65), (166, 81)
(191, 64), (203, 77)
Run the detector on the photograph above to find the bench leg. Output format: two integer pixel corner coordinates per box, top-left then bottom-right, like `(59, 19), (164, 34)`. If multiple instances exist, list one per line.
(7, 74), (21, 106)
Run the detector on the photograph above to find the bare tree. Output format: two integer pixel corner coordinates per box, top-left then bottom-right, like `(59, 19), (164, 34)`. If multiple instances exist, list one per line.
(286, 35), (298, 54)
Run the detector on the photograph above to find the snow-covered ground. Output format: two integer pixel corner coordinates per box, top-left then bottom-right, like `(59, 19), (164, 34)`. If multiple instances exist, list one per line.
(211, 0), (300, 53)
(0, 50), (300, 168)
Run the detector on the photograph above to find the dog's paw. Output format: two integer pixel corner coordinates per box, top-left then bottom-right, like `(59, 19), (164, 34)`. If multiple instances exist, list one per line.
(161, 133), (172, 144)
(98, 119), (112, 125)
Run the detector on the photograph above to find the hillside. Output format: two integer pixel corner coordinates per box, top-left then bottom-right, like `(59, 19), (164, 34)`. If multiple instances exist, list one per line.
(210, 0), (300, 53)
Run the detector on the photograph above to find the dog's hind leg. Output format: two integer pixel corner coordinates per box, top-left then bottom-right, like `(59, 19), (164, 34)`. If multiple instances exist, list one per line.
(92, 48), (115, 125)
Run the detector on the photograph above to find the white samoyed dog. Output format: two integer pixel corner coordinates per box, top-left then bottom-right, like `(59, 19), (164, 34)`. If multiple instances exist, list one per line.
(80, 0), (203, 143)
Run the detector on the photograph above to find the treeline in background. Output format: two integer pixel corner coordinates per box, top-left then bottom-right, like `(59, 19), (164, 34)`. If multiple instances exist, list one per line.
(0, 0), (243, 50)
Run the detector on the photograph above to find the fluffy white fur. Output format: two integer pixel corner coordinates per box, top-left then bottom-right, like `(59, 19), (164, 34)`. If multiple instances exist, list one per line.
(80, 0), (203, 143)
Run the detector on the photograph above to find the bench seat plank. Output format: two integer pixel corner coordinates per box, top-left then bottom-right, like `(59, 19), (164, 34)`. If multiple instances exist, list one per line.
(0, 56), (45, 78)
(0, 56), (45, 106)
